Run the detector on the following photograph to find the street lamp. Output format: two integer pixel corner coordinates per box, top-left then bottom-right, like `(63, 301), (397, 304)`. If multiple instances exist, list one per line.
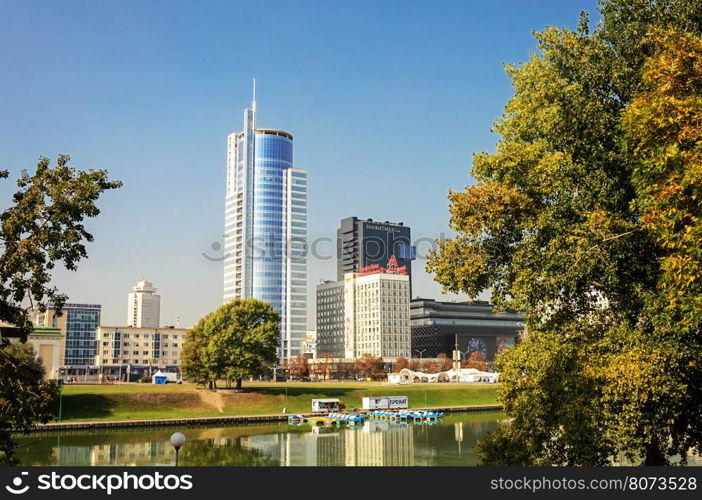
(170, 432), (186, 466)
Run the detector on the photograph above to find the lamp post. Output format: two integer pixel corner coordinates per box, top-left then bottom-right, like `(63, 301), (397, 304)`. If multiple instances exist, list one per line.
(414, 349), (426, 372)
(170, 432), (185, 466)
(57, 379), (63, 422)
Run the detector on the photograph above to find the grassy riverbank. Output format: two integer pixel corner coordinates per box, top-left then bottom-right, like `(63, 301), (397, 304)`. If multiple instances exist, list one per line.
(57, 381), (499, 422)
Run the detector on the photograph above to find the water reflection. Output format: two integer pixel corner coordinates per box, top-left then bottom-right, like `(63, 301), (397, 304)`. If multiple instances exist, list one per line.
(15, 412), (503, 467)
(19, 412), (698, 467)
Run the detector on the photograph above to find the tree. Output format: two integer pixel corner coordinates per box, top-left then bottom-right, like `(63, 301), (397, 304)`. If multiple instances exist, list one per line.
(464, 351), (488, 371)
(180, 315), (214, 388)
(395, 356), (410, 371)
(427, 0), (702, 465)
(436, 353), (452, 372)
(200, 299), (280, 390)
(0, 154), (120, 465)
(0, 342), (59, 465)
(423, 359), (440, 374)
(1, 155), (121, 329)
(314, 354), (333, 381)
(354, 354), (385, 380)
(288, 354), (309, 379)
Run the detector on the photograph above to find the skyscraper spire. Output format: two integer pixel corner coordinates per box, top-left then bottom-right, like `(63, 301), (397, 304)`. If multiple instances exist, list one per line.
(252, 77), (257, 113)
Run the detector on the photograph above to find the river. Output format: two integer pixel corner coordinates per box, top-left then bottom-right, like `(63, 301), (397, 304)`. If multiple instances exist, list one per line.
(15, 411), (503, 466)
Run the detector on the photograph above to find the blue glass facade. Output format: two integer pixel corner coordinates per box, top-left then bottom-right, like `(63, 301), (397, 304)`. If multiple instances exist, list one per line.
(252, 133), (292, 315)
(224, 98), (307, 359)
(64, 305), (101, 367)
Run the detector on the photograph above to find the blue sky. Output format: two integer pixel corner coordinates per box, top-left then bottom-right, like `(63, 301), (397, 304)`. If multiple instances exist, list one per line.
(0, 0), (600, 327)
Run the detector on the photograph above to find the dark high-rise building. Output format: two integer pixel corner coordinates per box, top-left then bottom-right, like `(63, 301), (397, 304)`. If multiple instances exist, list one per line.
(336, 217), (415, 282)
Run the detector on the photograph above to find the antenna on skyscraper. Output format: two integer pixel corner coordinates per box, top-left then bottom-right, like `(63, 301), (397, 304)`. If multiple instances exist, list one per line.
(252, 78), (257, 113)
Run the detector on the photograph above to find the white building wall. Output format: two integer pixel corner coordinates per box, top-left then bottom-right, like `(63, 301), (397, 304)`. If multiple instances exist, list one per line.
(344, 272), (410, 360)
(127, 281), (161, 328)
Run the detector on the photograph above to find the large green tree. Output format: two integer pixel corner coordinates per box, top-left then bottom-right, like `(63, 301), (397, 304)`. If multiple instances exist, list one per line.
(1, 154), (122, 329)
(0, 154), (121, 465)
(427, 0), (702, 465)
(180, 314), (214, 388)
(0, 342), (59, 465)
(181, 298), (280, 390)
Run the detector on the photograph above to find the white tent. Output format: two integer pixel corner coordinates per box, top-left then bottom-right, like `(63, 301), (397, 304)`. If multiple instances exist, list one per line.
(393, 367), (499, 384)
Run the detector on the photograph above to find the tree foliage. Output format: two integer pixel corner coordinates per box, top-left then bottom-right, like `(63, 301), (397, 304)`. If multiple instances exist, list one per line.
(180, 315), (213, 388)
(288, 354), (310, 379)
(428, 0), (702, 465)
(395, 356), (410, 371)
(0, 342), (59, 465)
(180, 299), (280, 390)
(436, 353), (453, 372)
(354, 353), (385, 380)
(464, 351), (488, 371)
(0, 154), (119, 466)
(0, 155), (122, 330)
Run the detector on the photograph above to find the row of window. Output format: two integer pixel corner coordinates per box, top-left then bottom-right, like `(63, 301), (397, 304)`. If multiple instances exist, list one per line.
(102, 350), (177, 357)
(104, 359), (180, 365)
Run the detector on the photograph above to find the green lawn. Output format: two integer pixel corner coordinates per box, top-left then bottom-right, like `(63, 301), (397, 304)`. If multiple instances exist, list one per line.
(57, 381), (500, 422)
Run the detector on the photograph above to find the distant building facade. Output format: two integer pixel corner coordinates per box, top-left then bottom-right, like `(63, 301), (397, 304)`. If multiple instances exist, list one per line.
(317, 256), (411, 361)
(127, 280), (161, 328)
(27, 326), (64, 379)
(31, 303), (101, 369)
(303, 330), (317, 358)
(410, 299), (524, 361)
(95, 326), (186, 380)
(336, 217), (415, 283)
(0, 323), (64, 379)
(345, 264), (411, 359)
(316, 280), (345, 358)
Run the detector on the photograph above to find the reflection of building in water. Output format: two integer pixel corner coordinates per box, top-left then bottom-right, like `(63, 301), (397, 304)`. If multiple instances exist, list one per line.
(344, 421), (414, 466)
(241, 423), (414, 466)
(55, 446), (92, 466)
(240, 432), (318, 466)
(88, 441), (173, 466)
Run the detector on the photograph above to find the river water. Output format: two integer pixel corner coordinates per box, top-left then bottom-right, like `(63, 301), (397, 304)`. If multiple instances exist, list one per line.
(15, 411), (702, 466)
(15, 412), (503, 466)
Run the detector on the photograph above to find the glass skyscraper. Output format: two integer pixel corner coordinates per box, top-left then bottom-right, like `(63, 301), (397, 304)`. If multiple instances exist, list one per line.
(224, 91), (307, 359)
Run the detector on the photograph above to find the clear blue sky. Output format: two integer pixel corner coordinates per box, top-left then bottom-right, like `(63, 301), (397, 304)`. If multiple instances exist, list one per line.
(0, 0), (600, 327)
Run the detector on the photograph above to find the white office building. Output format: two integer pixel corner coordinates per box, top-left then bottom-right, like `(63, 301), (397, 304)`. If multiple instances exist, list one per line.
(342, 257), (411, 360)
(127, 280), (161, 328)
(223, 86), (307, 359)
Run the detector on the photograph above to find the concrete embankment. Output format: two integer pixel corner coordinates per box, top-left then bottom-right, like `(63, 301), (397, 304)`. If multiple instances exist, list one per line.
(28, 404), (503, 432)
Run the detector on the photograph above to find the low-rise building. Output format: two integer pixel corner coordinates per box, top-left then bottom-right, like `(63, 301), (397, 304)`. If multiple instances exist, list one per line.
(30, 303), (101, 372)
(27, 326), (64, 379)
(95, 326), (187, 380)
(0, 322), (64, 379)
